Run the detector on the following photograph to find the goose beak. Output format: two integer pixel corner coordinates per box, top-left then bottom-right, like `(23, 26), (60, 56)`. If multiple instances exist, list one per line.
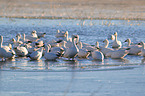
(56, 40), (63, 43)
(126, 48), (130, 50)
(124, 40), (127, 42)
(138, 42), (141, 45)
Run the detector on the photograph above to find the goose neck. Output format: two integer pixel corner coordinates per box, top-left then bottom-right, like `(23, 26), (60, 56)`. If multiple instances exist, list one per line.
(104, 41), (109, 48)
(23, 34), (25, 42)
(17, 36), (20, 42)
(142, 42), (145, 49)
(127, 39), (131, 47)
(78, 42), (83, 49)
(45, 46), (50, 53)
(96, 42), (99, 48)
(66, 32), (68, 41)
(0, 36), (3, 47)
(115, 35), (117, 41)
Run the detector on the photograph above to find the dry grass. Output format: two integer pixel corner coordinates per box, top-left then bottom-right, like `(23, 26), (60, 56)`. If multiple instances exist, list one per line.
(0, 0), (145, 20)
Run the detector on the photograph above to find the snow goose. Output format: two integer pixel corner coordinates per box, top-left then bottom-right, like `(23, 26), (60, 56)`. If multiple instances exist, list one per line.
(77, 41), (90, 58)
(35, 39), (44, 48)
(124, 38), (142, 55)
(92, 50), (104, 61)
(50, 46), (64, 54)
(64, 31), (74, 48)
(55, 30), (66, 38)
(16, 33), (23, 44)
(106, 48), (130, 59)
(31, 30), (38, 38)
(0, 35), (15, 60)
(112, 32), (122, 48)
(25, 31), (39, 42)
(100, 39), (114, 56)
(13, 46), (28, 57)
(63, 35), (79, 60)
(47, 39), (62, 47)
(24, 42), (38, 54)
(28, 47), (43, 60)
(138, 42), (145, 57)
(44, 45), (61, 61)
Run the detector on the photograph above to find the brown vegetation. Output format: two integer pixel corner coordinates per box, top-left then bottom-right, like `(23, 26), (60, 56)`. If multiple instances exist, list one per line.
(0, 0), (145, 20)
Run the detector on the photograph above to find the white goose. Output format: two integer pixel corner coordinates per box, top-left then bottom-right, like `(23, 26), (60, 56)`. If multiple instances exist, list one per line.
(28, 47), (43, 60)
(63, 35), (79, 60)
(55, 30), (66, 38)
(44, 45), (61, 61)
(25, 31), (39, 42)
(138, 42), (145, 57)
(112, 32), (122, 48)
(77, 41), (97, 52)
(108, 34), (115, 41)
(99, 39), (114, 56)
(13, 46), (28, 57)
(92, 50), (104, 61)
(16, 33), (23, 44)
(77, 41), (90, 58)
(31, 30), (38, 38)
(0, 35), (15, 60)
(124, 38), (141, 55)
(64, 31), (74, 48)
(11, 34), (23, 47)
(106, 48), (129, 59)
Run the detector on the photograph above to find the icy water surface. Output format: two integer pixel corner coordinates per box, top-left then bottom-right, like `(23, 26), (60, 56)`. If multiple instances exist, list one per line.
(0, 18), (145, 96)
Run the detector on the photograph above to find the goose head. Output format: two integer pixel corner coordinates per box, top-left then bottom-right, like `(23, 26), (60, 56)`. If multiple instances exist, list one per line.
(124, 38), (131, 43)
(138, 41), (144, 45)
(0, 35), (3, 47)
(71, 35), (78, 39)
(0, 35), (3, 41)
(16, 33), (21, 38)
(103, 39), (109, 48)
(57, 30), (60, 33)
(31, 30), (37, 37)
(114, 32), (117, 36)
(32, 30), (37, 34)
(11, 38), (16, 43)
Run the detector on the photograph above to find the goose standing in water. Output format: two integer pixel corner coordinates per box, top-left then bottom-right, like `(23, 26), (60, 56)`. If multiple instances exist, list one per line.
(106, 48), (130, 59)
(13, 46), (28, 57)
(25, 31), (39, 42)
(124, 38), (141, 55)
(100, 39), (114, 56)
(138, 42), (145, 57)
(77, 41), (90, 58)
(0, 35), (15, 60)
(55, 30), (67, 38)
(28, 47), (43, 60)
(31, 30), (38, 38)
(63, 35), (79, 60)
(44, 45), (61, 61)
(112, 32), (122, 48)
(92, 50), (104, 61)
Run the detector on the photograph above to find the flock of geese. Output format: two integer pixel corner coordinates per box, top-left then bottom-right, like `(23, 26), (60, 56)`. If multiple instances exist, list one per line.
(0, 30), (145, 62)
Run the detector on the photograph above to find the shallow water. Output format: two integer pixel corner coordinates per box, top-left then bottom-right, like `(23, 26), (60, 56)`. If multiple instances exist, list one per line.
(0, 18), (145, 96)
